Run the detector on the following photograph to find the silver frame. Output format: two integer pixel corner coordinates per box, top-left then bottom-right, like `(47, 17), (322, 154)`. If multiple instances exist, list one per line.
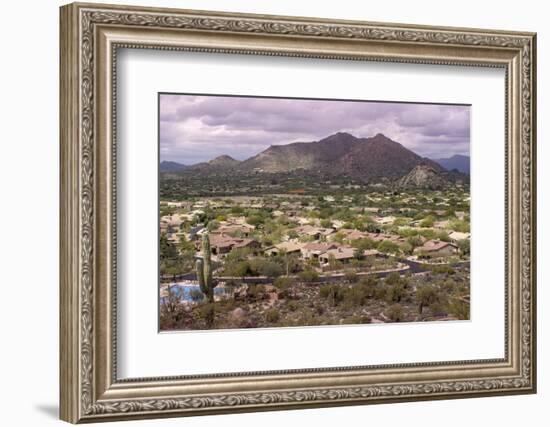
(60, 2), (536, 423)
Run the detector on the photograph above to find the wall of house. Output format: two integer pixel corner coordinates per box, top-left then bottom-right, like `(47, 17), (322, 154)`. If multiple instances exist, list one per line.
(0, 1), (546, 426)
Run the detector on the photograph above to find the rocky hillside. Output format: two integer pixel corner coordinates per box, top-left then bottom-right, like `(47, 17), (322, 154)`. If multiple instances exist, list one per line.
(235, 132), (442, 180)
(397, 165), (448, 189)
(188, 155), (241, 172)
(396, 164), (469, 189)
(166, 132), (470, 185)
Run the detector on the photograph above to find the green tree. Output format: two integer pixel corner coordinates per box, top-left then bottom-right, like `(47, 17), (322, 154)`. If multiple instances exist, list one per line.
(407, 235), (424, 249)
(457, 239), (470, 256)
(377, 240), (400, 254)
(320, 218), (332, 228)
(420, 215), (435, 228)
(400, 242), (414, 255)
(179, 234), (195, 252)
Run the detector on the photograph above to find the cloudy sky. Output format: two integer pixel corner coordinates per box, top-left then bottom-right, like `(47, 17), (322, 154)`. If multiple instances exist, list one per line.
(160, 94), (470, 165)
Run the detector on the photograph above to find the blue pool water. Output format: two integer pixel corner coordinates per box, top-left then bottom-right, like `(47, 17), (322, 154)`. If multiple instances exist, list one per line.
(162, 282), (226, 302)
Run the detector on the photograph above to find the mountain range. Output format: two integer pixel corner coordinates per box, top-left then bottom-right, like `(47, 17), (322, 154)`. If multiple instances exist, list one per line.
(433, 154), (470, 174)
(160, 132), (469, 187)
(159, 160), (188, 173)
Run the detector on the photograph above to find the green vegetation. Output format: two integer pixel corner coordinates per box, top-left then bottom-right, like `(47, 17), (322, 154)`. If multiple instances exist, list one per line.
(159, 185), (470, 330)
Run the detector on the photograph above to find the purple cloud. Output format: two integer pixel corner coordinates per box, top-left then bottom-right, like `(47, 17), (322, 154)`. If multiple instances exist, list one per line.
(160, 94), (470, 164)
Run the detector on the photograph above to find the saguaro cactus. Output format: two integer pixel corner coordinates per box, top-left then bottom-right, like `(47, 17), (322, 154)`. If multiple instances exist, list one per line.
(196, 233), (217, 302)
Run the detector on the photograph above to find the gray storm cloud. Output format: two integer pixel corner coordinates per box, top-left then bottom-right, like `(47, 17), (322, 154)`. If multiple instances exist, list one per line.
(160, 94), (470, 165)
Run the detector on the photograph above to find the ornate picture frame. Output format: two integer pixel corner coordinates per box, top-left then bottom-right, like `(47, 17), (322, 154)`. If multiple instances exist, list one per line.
(60, 2), (536, 423)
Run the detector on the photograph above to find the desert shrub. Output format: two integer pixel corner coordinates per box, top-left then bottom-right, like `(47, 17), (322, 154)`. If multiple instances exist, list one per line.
(298, 269), (319, 283)
(342, 314), (371, 325)
(320, 284), (345, 306)
(245, 284), (265, 301)
(450, 220), (470, 233)
(385, 272), (402, 286)
(273, 276), (294, 294)
(249, 258), (284, 278)
(386, 303), (405, 322)
(416, 285), (439, 314)
(441, 278), (457, 293)
(407, 235), (424, 248)
(457, 239), (470, 256)
(436, 231), (450, 242)
(351, 237), (377, 251)
(196, 303), (216, 328)
(159, 289), (188, 330)
(344, 270), (358, 283)
(386, 282), (407, 303)
(400, 242), (414, 255)
(265, 308), (280, 323)
(447, 298), (470, 320)
(343, 286), (368, 308)
(287, 300), (299, 312)
(359, 276), (379, 297)
(430, 264), (456, 275)
(420, 216), (435, 228)
(296, 308), (317, 326)
(377, 240), (400, 254)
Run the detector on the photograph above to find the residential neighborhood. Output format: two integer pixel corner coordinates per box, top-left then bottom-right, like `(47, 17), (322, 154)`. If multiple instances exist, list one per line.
(160, 188), (471, 330)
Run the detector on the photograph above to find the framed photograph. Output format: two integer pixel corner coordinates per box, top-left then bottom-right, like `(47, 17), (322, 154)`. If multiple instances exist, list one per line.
(60, 2), (537, 423)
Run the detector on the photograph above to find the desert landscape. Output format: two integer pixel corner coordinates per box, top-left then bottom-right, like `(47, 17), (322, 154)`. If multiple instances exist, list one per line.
(159, 116), (470, 331)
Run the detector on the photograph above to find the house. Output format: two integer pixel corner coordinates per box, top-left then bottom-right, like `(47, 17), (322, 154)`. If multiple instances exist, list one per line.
(215, 223), (254, 236)
(295, 225), (334, 240)
(301, 242), (339, 260)
(365, 232), (405, 243)
(265, 241), (304, 257)
(164, 201), (187, 208)
(331, 219), (346, 229)
(415, 240), (458, 258)
(187, 225), (206, 242)
(364, 207), (380, 213)
(166, 233), (182, 246)
(448, 231), (470, 243)
(318, 246), (356, 265)
(192, 201), (208, 209)
(208, 234), (260, 256)
(336, 229), (369, 241)
(160, 214), (183, 233)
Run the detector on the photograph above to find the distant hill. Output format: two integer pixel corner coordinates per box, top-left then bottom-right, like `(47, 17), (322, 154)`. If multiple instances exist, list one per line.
(160, 161), (188, 172)
(172, 132), (471, 187)
(188, 155), (241, 172)
(235, 132), (443, 180)
(433, 154), (470, 174)
(397, 164), (470, 190)
(397, 165), (449, 190)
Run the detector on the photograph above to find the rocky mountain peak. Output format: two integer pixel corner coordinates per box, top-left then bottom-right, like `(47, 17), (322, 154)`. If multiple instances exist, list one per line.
(397, 165), (448, 189)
